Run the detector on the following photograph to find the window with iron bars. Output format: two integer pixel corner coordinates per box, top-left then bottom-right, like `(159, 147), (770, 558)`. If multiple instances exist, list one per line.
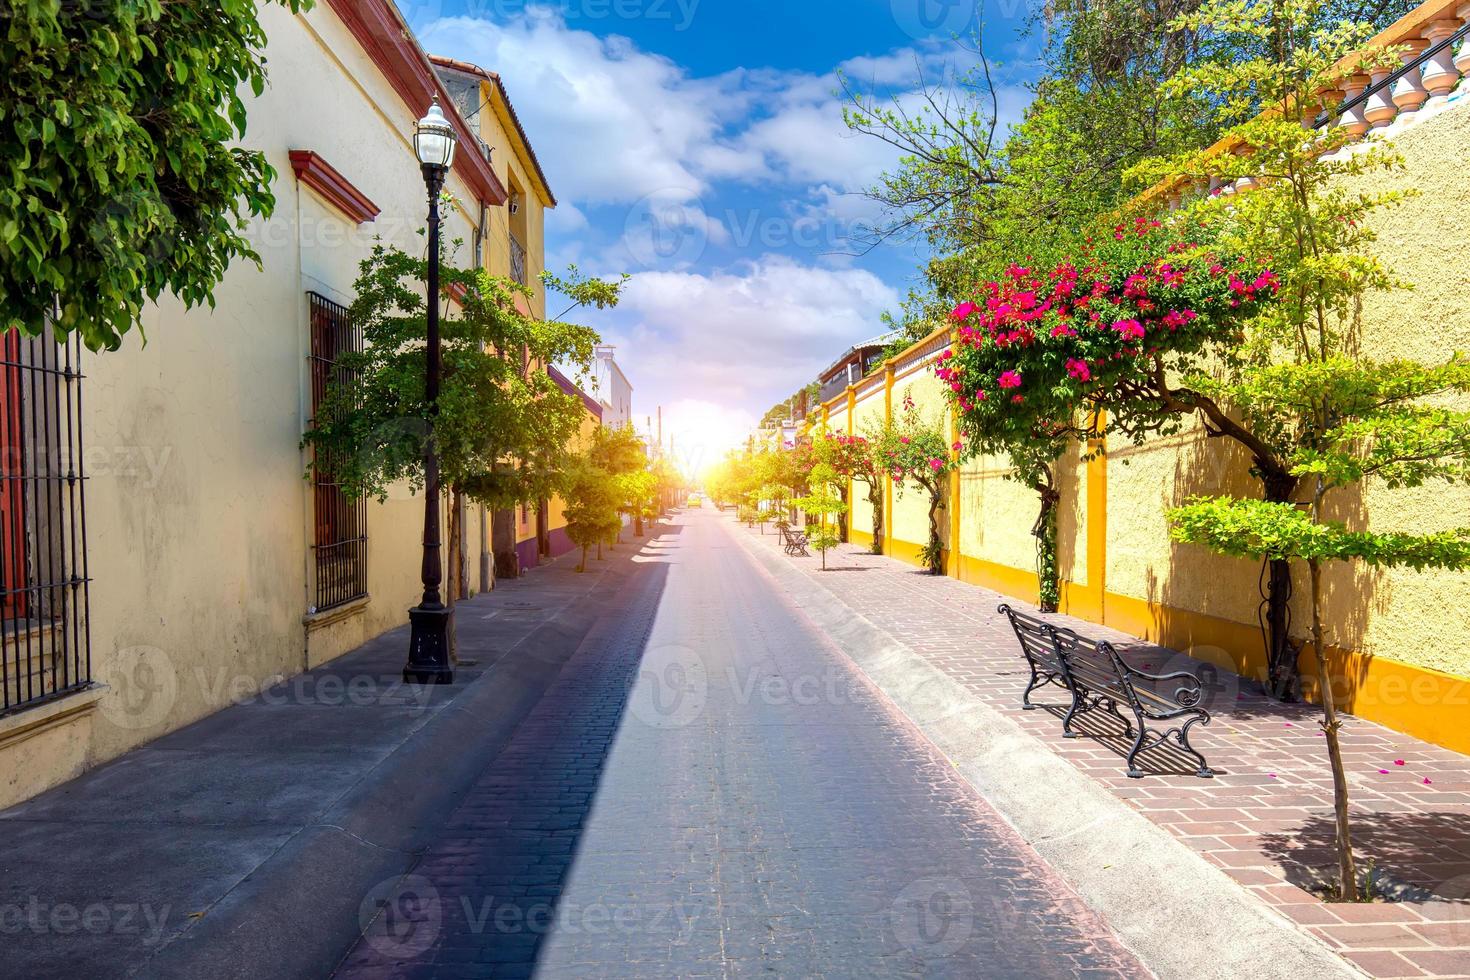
(0, 330), (92, 716)
(308, 293), (368, 612)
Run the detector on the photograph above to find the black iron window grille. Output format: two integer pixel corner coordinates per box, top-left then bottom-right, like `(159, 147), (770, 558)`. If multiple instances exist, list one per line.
(0, 330), (92, 716)
(308, 293), (368, 613)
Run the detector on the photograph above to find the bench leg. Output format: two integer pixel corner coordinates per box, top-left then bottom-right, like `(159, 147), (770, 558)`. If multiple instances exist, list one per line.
(1021, 664), (1044, 709)
(1104, 697), (1134, 737)
(1125, 726), (1149, 778)
(1177, 715), (1215, 779)
(1061, 688), (1084, 737)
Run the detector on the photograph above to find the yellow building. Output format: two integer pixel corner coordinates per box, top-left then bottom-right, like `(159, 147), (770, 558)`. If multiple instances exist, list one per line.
(823, 0), (1470, 755)
(0, 0), (560, 808)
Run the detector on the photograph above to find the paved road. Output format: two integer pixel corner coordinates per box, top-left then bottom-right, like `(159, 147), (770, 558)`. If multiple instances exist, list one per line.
(337, 509), (1146, 978)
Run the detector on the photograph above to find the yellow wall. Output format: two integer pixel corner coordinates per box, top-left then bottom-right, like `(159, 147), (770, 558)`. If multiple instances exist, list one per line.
(816, 100), (1470, 755)
(473, 80), (550, 319)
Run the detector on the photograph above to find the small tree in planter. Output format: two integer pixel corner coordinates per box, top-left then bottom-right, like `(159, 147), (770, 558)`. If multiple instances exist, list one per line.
(562, 455), (621, 573)
(879, 391), (958, 575)
(1152, 0), (1470, 902)
(795, 462), (849, 570)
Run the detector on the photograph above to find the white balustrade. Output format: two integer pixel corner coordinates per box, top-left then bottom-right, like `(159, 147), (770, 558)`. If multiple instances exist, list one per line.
(1390, 40), (1430, 119)
(1340, 75), (1371, 135)
(1364, 67), (1398, 128)
(1421, 20), (1462, 101)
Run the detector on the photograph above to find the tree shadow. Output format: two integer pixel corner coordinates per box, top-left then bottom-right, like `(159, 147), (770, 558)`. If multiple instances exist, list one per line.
(1260, 811), (1470, 904)
(1035, 699), (1232, 777)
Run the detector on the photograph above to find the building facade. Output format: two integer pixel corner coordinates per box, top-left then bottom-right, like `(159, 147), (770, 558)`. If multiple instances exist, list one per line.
(0, 0), (557, 808)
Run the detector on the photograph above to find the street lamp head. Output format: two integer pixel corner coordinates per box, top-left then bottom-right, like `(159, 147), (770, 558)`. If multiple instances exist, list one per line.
(414, 97), (457, 170)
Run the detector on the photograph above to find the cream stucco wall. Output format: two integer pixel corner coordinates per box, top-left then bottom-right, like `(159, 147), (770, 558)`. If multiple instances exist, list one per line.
(0, 4), (502, 808)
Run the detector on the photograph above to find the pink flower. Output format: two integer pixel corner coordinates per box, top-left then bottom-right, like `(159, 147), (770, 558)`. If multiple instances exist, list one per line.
(952, 441), (963, 452)
(929, 458), (943, 471)
(1111, 319), (1146, 341)
(1065, 358), (1092, 383)
(1425, 777), (1434, 784)
(951, 301), (977, 322)
(900, 436), (910, 444)
(998, 370), (1022, 389)
(1394, 759), (1405, 766)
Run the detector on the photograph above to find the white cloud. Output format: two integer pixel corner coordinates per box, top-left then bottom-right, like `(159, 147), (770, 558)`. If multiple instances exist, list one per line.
(598, 256), (899, 412)
(418, 9), (753, 204)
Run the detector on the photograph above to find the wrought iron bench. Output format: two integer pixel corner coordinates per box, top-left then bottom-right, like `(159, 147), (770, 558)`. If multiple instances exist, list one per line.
(777, 523), (809, 557)
(998, 604), (1215, 780)
(1053, 626), (1215, 779)
(997, 604), (1073, 711)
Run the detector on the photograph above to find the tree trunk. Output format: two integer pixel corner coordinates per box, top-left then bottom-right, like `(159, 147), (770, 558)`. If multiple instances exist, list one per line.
(492, 508), (519, 581)
(837, 486), (849, 543)
(635, 512), (644, 537)
(1031, 479), (1061, 614)
(926, 490), (945, 576)
(577, 545), (587, 573)
(1262, 472), (1302, 701)
(1310, 555), (1360, 901)
(868, 483), (884, 555)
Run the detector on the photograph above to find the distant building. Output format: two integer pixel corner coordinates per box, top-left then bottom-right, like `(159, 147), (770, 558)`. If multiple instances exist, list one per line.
(592, 344), (634, 429)
(814, 332), (896, 406)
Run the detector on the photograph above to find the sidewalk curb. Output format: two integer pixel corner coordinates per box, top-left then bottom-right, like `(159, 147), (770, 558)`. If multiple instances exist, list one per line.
(728, 522), (1362, 980)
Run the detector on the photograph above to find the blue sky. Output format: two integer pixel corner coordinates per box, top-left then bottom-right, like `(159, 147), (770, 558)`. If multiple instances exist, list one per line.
(404, 0), (1041, 467)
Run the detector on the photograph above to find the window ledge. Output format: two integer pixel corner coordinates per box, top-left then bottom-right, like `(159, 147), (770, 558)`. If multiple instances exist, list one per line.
(0, 684), (107, 751)
(304, 595), (371, 631)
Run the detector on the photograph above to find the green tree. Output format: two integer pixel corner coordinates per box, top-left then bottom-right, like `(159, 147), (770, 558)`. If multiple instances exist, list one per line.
(794, 462), (848, 570)
(3, 0), (312, 349)
(1150, 0), (1470, 902)
(562, 454), (620, 573)
(302, 243), (600, 611)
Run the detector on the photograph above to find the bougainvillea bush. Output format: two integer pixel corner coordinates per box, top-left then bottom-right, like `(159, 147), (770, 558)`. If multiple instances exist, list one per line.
(878, 392), (958, 574)
(812, 429), (885, 549)
(939, 213), (1277, 444)
(935, 210), (1277, 607)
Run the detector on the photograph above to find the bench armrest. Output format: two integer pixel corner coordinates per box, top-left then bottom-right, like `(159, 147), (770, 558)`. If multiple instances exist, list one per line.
(1121, 666), (1206, 708)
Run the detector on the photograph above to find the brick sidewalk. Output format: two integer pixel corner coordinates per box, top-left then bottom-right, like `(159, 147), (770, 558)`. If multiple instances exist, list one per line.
(736, 518), (1470, 979)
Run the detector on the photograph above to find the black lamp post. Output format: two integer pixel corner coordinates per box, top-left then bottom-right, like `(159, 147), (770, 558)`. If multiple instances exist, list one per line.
(404, 97), (457, 686)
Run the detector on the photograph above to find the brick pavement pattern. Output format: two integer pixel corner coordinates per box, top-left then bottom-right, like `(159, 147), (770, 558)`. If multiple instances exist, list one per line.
(735, 513), (1470, 980)
(335, 513), (1148, 978)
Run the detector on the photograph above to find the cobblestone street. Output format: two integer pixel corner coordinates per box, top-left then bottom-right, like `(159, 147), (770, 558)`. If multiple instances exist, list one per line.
(338, 509), (1146, 978)
(730, 512), (1470, 979)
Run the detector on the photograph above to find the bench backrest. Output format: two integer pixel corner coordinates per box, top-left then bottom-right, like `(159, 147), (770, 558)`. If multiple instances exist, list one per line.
(997, 604), (1065, 671)
(1054, 628), (1141, 707)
